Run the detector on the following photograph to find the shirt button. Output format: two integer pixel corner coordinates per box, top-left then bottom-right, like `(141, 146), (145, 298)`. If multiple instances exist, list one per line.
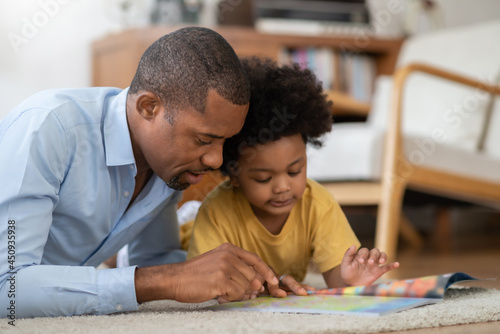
(116, 304), (123, 311)
(123, 191), (130, 197)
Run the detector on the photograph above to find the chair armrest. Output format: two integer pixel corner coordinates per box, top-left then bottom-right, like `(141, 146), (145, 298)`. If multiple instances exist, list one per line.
(382, 63), (500, 180)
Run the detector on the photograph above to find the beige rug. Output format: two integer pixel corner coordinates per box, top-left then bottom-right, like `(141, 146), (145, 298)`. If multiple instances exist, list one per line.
(2, 286), (500, 334)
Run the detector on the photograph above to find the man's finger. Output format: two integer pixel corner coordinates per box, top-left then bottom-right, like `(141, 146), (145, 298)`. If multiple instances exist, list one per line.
(228, 244), (279, 287)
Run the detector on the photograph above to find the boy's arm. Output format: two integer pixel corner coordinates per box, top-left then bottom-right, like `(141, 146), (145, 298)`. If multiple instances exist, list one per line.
(322, 265), (346, 288)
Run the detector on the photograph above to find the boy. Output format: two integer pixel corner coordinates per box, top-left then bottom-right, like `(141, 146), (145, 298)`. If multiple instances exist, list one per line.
(186, 57), (399, 296)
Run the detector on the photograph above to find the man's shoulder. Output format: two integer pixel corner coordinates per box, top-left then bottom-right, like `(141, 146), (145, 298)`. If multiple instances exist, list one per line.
(16, 87), (123, 111)
(4, 87), (125, 131)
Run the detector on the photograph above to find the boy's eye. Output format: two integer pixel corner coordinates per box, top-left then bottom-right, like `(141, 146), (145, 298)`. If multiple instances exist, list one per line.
(254, 177), (271, 184)
(289, 170), (301, 176)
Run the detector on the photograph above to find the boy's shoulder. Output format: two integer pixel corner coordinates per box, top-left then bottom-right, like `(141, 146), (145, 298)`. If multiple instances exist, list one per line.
(199, 179), (238, 207)
(303, 178), (338, 208)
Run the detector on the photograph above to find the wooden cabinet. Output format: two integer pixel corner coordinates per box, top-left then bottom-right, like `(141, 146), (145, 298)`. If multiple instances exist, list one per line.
(92, 25), (403, 116)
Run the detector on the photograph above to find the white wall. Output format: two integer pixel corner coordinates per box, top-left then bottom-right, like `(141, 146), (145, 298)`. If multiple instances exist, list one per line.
(437, 0), (500, 29)
(368, 0), (500, 37)
(0, 0), (153, 119)
(1, 0), (500, 120)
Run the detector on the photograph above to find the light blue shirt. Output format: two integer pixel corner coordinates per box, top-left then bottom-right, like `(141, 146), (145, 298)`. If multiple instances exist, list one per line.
(0, 87), (186, 318)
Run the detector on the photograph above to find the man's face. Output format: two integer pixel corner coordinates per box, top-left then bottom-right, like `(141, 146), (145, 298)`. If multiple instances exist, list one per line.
(140, 89), (248, 190)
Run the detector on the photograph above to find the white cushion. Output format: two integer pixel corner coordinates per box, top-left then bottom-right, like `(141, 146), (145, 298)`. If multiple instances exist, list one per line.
(394, 20), (500, 152)
(307, 123), (384, 181)
(483, 95), (500, 159)
(369, 75), (490, 152)
(404, 135), (500, 184)
(307, 127), (500, 184)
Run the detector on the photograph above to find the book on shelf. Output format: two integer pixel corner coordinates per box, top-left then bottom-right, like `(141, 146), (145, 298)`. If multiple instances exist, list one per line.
(339, 52), (376, 102)
(279, 47), (336, 90)
(208, 272), (483, 316)
(278, 47), (376, 104)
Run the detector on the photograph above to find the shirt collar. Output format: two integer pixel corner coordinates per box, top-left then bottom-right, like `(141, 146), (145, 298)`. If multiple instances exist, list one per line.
(103, 87), (136, 168)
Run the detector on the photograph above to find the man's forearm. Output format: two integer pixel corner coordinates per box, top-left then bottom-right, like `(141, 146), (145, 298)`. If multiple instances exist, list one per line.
(134, 264), (178, 303)
(0, 265), (138, 318)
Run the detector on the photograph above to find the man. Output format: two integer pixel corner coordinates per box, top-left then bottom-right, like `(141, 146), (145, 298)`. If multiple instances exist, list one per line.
(0, 27), (280, 319)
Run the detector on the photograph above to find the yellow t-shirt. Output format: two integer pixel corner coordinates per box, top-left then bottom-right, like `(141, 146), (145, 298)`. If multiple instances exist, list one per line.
(186, 178), (360, 282)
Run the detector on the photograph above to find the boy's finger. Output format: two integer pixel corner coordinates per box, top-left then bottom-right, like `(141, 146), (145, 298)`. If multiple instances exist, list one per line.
(355, 247), (370, 263)
(343, 245), (358, 263)
(378, 252), (388, 264)
(381, 262), (400, 274)
(368, 248), (381, 264)
(280, 275), (308, 296)
(267, 278), (288, 298)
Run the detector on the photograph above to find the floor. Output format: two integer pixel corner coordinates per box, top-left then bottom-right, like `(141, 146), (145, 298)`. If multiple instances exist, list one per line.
(355, 206), (500, 334)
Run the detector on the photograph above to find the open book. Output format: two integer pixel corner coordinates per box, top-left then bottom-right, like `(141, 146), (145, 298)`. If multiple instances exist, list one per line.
(209, 272), (479, 316)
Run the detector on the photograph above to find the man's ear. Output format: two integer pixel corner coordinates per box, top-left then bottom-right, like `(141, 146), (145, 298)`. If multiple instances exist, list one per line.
(135, 92), (162, 120)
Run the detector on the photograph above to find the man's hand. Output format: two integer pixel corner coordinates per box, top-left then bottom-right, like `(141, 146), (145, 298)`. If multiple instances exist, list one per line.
(340, 245), (400, 287)
(134, 243), (279, 304)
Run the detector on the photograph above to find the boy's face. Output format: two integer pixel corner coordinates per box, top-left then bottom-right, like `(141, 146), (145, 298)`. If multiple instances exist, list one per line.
(231, 134), (308, 224)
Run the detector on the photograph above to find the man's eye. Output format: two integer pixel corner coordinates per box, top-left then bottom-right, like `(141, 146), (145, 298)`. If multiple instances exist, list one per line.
(254, 178), (271, 183)
(197, 138), (211, 145)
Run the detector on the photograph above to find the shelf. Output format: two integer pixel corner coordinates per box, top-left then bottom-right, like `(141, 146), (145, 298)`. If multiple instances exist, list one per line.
(92, 25), (402, 119)
(328, 91), (371, 116)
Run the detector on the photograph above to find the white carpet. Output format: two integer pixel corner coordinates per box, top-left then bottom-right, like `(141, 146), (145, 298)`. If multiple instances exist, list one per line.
(2, 287), (500, 334)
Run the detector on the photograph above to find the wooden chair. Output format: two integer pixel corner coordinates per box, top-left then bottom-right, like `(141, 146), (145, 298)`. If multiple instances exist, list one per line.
(306, 21), (500, 262)
(321, 63), (500, 262)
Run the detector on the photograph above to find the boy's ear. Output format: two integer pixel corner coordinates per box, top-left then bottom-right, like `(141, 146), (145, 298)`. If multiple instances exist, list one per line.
(229, 175), (240, 187)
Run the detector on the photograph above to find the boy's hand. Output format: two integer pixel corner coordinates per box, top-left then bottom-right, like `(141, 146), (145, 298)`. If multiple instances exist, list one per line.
(267, 274), (311, 297)
(340, 245), (399, 286)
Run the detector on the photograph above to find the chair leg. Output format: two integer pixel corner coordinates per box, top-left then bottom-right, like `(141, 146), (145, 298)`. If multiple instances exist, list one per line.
(375, 179), (406, 263)
(399, 213), (424, 248)
(434, 207), (452, 253)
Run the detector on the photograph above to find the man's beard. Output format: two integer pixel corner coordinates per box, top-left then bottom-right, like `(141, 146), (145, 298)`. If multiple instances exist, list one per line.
(166, 173), (189, 191)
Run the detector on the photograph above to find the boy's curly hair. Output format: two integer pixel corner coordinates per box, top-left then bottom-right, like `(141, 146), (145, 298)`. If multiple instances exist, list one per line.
(221, 56), (333, 175)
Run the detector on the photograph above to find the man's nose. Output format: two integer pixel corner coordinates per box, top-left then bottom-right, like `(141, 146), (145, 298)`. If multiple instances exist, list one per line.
(201, 144), (223, 170)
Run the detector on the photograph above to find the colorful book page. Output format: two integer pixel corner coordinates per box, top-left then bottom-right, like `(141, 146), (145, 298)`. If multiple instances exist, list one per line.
(308, 272), (477, 299)
(208, 294), (439, 316)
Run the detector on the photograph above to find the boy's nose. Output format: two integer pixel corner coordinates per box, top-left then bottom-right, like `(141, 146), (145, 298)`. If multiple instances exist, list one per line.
(273, 177), (291, 194)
